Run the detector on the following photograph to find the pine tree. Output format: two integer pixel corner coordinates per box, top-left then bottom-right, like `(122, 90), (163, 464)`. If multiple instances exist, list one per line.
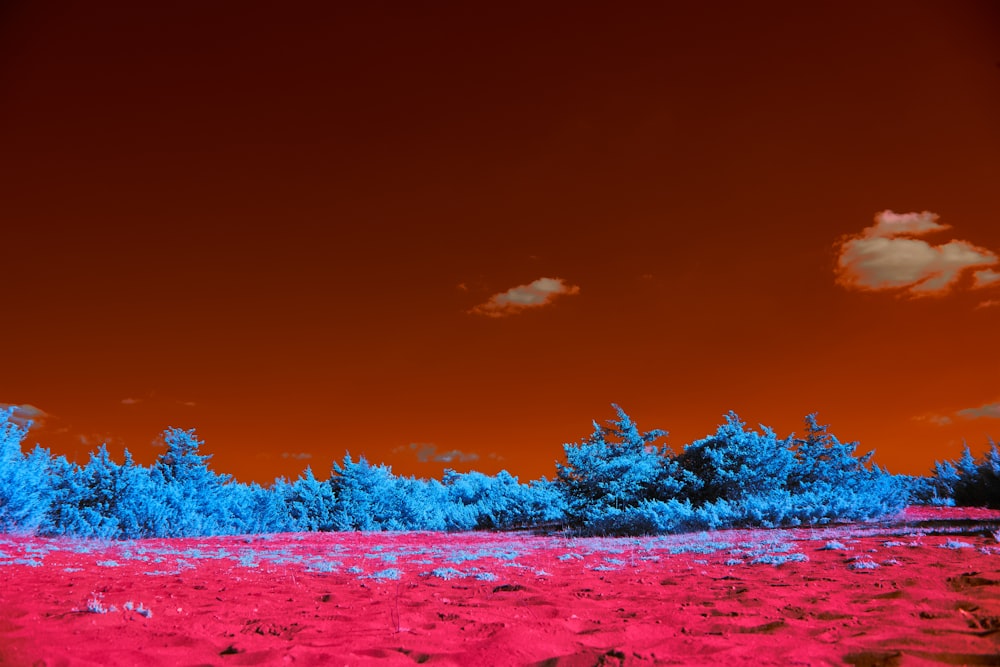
(151, 427), (234, 536)
(0, 407), (51, 532)
(556, 404), (688, 531)
(676, 411), (796, 504)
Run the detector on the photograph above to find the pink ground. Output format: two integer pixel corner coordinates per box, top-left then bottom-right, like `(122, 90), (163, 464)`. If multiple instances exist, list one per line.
(1, 507), (998, 666)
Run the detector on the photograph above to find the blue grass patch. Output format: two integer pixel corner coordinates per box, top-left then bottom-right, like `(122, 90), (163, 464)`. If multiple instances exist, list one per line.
(427, 567), (464, 580)
(750, 553), (808, 566)
(848, 558), (879, 570)
(940, 540), (973, 550)
(819, 541), (847, 551)
(558, 553), (584, 561)
(366, 568), (402, 581)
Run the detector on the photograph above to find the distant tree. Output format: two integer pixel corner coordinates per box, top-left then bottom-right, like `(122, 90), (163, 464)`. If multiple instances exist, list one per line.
(443, 469), (565, 530)
(0, 407), (51, 533)
(789, 414), (874, 491)
(931, 440), (1000, 509)
(150, 427), (234, 536)
(229, 481), (290, 535)
(676, 411), (796, 505)
(278, 466), (337, 532)
(329, 454), (408, 531)
(556, 404), (691, 533)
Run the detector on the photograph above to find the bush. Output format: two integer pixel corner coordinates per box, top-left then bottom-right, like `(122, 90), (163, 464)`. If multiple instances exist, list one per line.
(929, 441), (1000, 508)
(676, 411), (796, 505)
(556, 404), (691, 531)
(0, 403), (913, 538)
(0, 408), (52, 533)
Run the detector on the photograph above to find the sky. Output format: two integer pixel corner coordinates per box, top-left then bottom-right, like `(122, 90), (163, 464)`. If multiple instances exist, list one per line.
(2, 1), (999, 485)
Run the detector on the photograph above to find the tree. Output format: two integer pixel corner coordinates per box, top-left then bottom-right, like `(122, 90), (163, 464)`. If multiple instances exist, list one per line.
(556, 404), (689, 531)
(279, 466), (337, 532)
(150, 427), (234, 536)
(676, 411), (796, 504)
(0, 407), (51, 533)
(789, 413), (874, 492)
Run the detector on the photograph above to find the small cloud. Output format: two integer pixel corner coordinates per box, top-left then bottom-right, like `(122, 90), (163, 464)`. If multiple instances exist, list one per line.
(281, 452), (313, 461)
(178, 400), (196, 407)
(467, 277), (580, 318)
(976, 299), (1000, 309)
(835, 210), (998, 297)
(78, 432), (124, 448)
(392, 442), (480, 463)
(457, 283), (468, 291)
(956, 402), (1000, 420)
(0, 403), (50, 429)
(973, 268), (1000, 288)
(121, 398), (141, 405)
(913, 412), (952, 426)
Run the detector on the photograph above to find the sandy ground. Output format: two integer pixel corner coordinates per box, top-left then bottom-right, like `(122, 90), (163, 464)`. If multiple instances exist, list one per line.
(1, 506), (998, 666)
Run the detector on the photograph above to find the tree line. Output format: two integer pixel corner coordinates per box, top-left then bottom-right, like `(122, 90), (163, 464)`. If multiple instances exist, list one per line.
(0, 405), (995, 539)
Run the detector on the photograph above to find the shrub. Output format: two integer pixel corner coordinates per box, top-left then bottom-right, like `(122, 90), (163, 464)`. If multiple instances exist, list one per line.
(0, 408), (52, 532)
(556, 404), (691, 532)
(677, 412), (796, 505)
(927, 440), (1000, 508)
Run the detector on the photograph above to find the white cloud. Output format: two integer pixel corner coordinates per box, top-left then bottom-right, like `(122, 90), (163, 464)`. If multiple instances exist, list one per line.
(281, 452), (313, 460)
(867, 210), (949, 237)
(0, 403), (50, 430)
(121, 398), (141, 405)
(467, 277), (580, 318)
(835, 210), (998, 297)
(392, 442), (480, 463)
(913, 412), (952, 426)
(973, 268), (1000, 288)
(956, 402), (1000, 420)
(976, 299), (1000, 310)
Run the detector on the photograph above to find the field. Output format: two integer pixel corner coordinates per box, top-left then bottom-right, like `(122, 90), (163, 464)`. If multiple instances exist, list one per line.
(1, 507), (998, 666)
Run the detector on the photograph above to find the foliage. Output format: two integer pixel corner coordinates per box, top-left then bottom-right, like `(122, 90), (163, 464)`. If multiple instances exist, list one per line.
(556, 403), (690, 529)
(0, 403), (913, 539)
(926, 440), (1000, 508)
(677, 411), (796, 504)
(556, 408), (905, 535)
(0, 409), (51, 533)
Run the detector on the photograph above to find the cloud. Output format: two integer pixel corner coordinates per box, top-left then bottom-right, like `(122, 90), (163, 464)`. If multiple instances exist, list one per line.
(467, 277), (580, 318)
(392, 442), (480, 463)
(121, 398), (141, 405)
(281, 452), (313, 460)
(913, 412), (952, 426)
(976, 299), (1000, 310)
(0, 403), (50, 429)
(956, 402), (1000, 420)
(835, 210), (998, 297)
(974, 268), (1000, 288)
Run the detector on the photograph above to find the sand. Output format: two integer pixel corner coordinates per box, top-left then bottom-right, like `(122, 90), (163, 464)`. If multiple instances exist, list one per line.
(1, 506), (998, 666)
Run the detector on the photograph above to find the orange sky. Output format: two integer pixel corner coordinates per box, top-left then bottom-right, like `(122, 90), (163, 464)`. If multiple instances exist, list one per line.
(2, 2), (999, 485)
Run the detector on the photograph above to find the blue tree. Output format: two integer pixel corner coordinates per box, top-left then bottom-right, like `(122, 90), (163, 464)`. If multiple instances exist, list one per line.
(329, 454), (407, 531)
(677, 411), (796, 505)
(0, 407), (52, 533)
(228, 481), (291, 535)
(278, 466), (337, 532)
(150, 427), (234, 536)
(556, 404), (690, 533)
